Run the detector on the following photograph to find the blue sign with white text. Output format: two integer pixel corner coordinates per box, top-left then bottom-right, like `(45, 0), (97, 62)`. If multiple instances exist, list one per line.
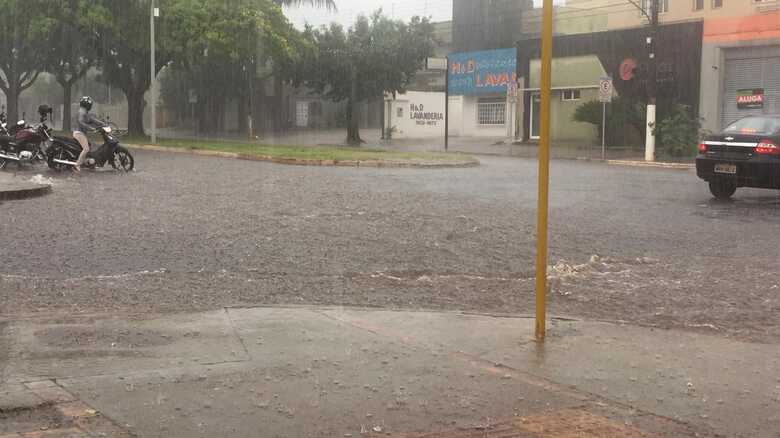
(448, 48), (517, 96)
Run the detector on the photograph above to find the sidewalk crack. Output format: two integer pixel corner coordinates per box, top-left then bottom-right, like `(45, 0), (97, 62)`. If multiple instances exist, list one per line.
(223, 307), (252, 361)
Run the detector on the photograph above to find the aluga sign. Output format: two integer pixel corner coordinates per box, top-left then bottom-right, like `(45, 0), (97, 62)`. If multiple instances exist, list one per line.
(737, 89), (765, 109)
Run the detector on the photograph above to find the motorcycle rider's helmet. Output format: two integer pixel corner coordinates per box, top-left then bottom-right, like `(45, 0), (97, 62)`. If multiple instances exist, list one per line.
(79, 96), (94, 111)
(38, 104), (52, 117)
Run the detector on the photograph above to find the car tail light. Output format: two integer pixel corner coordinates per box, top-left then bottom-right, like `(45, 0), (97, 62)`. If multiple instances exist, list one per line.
(754, 140), (780, 155)
(698, 142), (707, 153)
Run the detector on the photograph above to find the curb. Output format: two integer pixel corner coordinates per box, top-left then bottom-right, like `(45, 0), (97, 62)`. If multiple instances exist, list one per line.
(0, 380), (132, 437)
(0, 183), (51, 201)
(130, 144), (480, 169)
(607, 159), (695, 170)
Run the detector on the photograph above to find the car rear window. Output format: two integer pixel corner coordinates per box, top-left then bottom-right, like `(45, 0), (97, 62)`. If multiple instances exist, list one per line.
(724, 117), (780, 135)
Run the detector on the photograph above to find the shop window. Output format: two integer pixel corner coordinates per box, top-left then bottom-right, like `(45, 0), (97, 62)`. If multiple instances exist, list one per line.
(477, 98), (506, 126)
(561, 89), (581, 101)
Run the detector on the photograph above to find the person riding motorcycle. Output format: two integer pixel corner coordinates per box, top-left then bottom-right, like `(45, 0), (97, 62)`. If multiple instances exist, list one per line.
(73, 96), (106, 172)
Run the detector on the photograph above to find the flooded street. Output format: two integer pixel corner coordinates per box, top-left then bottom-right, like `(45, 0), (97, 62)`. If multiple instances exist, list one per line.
(2, 151), (779, 342)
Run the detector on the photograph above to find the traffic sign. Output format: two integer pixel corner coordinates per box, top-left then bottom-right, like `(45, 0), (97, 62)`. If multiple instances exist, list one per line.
(426, 57), (447, 71)
(599, 76), (613, 103)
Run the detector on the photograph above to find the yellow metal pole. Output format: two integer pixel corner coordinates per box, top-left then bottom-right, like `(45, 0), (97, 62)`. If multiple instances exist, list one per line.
(535, 0), (554, 341)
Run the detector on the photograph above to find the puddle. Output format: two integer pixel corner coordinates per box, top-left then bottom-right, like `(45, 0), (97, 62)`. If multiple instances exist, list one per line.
(35, 325), (175, 349)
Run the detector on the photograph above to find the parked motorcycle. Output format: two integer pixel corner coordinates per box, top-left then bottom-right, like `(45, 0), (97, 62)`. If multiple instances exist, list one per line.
(0, 112), (8, 136)
(46, 124), (134, 172)
(0, 106), (53, 170)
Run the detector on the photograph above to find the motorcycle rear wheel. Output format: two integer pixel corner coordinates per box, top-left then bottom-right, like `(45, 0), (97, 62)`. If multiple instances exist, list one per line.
(111, 148), (134, 172)
(47, 147), (75, 172)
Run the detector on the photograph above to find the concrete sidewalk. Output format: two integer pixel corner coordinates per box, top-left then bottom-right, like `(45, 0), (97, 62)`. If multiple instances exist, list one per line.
(2, 307), (777, 437)
(0, 173), (51, 201)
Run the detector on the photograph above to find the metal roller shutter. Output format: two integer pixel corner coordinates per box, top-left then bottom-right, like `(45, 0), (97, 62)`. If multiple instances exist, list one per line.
(721, 47), (780, 128)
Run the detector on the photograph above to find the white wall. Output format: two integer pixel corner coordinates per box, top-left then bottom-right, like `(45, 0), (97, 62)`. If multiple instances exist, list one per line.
(448, 96), (463, 136)
(387, 91), (446, 139)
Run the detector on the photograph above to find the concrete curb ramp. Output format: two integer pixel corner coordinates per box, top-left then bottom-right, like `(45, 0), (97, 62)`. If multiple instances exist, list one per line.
(0, 178), (51, 201)
(132, 144), (480, 169)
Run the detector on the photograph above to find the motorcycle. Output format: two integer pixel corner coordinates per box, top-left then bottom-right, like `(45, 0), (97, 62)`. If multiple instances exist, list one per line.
(0, 112), (8, 136)
(0, 106), (53, 170)
(46, 123), (134, 172)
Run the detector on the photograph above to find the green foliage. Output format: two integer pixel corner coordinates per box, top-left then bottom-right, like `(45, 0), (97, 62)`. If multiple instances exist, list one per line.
(299, 11), (435, 144)
(0, 0), (55, 120)
(655, 104), (700, 158)
(572, 96), (646, 147)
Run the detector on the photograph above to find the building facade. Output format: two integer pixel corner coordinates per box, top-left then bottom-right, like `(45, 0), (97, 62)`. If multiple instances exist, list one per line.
(524, 0), (780, 134)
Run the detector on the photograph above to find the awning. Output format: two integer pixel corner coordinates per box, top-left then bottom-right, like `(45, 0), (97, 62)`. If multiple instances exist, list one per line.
(528, 55), (607, 89)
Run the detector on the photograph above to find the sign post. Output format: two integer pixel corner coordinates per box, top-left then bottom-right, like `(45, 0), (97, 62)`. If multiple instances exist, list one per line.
(598, 77), (613, 161)
(507, 81), (518, 139)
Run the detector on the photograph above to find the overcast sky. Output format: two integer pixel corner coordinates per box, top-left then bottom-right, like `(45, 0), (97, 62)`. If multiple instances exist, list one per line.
(283, 0), (563, 29)
(283, 0), (453, 29)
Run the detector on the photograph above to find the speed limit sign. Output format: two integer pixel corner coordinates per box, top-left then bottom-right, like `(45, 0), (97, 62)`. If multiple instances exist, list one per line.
(599, 77), (613, 103)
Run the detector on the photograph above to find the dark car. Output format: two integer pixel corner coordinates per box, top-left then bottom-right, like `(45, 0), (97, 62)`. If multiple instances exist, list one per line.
(696, 115), (780, 199)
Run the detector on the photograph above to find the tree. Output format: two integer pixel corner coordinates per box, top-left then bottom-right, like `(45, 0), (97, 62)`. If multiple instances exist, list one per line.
(91, 0), (188, 136)
(93, 0), (316, 137)
(273, 0), (336, 11)
(45, 0), (108, 131)
(300, 12), (435, 145)
(0, 0), (52, 123)
(156, 0), (308, 134)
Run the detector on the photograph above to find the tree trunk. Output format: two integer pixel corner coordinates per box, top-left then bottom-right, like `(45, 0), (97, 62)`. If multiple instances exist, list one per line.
(346, 68), (362, 146)
(237, 94), (248, 133)
(273, 76), (284, 134)
(126, 86), (146, 137)
(256, 79), (266, 136)
(7, 79), (20, 123)
(62, 82), (73, 132)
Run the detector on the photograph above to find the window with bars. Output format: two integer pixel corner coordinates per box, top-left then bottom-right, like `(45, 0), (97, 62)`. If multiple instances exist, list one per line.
(561, 89), (581, 101)
(477, 98), (506, 125)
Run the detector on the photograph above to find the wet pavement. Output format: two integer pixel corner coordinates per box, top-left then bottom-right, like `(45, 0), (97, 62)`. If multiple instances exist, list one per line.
(0, 173), (52, 201)
(4, 306), (773, 437)
(1, 150), (779, 344)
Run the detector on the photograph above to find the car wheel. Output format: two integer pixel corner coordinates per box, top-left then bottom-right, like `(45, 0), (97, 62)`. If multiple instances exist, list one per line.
(709, 178), (737, 200)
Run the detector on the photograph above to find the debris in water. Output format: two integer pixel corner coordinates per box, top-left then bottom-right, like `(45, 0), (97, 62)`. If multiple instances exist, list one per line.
(29, 174), (54, 186)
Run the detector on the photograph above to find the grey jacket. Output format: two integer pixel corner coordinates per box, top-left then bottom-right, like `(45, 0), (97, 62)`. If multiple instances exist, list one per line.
(76, 108), (106, 133)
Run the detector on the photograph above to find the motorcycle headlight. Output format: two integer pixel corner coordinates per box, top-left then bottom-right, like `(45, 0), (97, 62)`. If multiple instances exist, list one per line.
(104, 127), (113, 134)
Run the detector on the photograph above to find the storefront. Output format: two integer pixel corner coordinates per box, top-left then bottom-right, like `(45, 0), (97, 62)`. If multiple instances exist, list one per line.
(699, 12), (780, 131)
(523, 56), (605, 142)
(446, 48), (517, 137)
(518, 22), (703, 144)
(384, 91), (446, 139)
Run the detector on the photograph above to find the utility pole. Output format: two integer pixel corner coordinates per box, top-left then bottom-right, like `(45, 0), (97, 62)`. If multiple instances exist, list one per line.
(535, 0), (554, 341)
(444, 57), (449, 151)
(645, 0), (659, 161)
(150, 0), (158, 144)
